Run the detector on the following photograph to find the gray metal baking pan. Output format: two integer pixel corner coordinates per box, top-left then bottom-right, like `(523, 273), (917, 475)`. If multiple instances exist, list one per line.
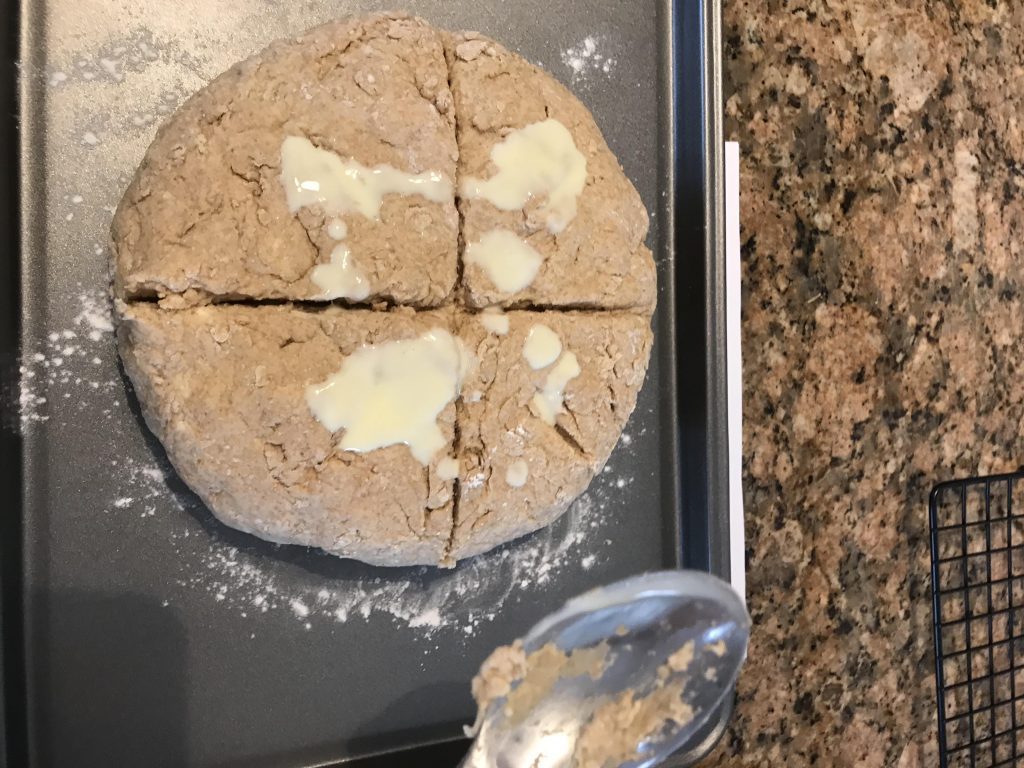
(0, 0), (730, 764)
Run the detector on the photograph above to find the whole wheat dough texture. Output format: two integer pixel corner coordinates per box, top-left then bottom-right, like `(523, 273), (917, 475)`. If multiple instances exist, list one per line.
(117, 302), (457, 566)
(114, 12), (657, 566)
(111, 14), (458, 308)
(446, 32), (656, 311)
(452, 312), (652, 560)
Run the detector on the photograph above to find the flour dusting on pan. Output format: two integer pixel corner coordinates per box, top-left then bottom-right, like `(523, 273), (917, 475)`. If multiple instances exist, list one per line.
(560, 35), (617, 83)
(113, 450), (615, 635)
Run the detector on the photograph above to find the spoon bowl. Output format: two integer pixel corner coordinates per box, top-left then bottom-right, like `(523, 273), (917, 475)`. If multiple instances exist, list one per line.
(463, 570), (750, 768)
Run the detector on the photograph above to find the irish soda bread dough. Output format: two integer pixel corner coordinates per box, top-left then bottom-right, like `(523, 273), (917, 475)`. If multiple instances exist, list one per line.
(113, 12), (657, 567)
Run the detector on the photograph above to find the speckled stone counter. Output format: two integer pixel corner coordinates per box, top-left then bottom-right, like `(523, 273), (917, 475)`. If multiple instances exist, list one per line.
(706, 2), (1024, 765)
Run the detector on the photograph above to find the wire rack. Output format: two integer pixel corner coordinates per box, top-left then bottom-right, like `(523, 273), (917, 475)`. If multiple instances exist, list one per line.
(930, 470), (1024, 767)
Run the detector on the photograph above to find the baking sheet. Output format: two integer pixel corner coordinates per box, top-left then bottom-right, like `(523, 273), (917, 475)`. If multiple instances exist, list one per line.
(5, 0), (729, 765)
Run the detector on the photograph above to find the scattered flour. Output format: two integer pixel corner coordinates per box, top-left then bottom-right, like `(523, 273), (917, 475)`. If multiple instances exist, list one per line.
(75, 291), (115, 335)
(18, 288), (119, 428)
(409, 607), (442, 628)
(24, 403), (619, 637)
(561, 36), (617, 83)
(169, 490), (612, 636)
(116, 411), (642, 634)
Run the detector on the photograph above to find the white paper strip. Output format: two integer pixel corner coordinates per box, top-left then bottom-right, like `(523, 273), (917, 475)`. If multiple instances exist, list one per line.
(725, 141), (745, 602)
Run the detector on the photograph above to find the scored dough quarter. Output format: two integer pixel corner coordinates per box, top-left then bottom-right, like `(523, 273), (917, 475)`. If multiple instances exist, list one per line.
(118, 303), (457, 566)
(111, 14), (458, 308)
(452, 312), (653, 561)
(113, 12), (657, 567)
(447, 31), (656, 311)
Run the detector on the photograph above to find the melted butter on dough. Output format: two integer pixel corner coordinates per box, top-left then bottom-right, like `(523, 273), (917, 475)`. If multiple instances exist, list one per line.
(280, 135), (452, 299)
(306, 328), (471, 464)
(480, 308), (510, 335)
(505, 459), (529, 487)
(326, 218), (348, 239)
(532, 351), (581, 424)
(280, 135), (451, 218)
(465, 229), (543, 294)
(437, 456), (460, 480)
(522, 324), (562, 369)
(311, 242), (370, 300)
(460, 119), (587, 233)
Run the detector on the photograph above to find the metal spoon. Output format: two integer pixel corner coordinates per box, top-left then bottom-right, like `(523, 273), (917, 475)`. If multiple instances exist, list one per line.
(462, 570), (750, 768)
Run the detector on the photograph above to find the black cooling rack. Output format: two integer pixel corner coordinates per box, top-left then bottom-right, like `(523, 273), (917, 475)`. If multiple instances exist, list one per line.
(930, 470), (1024, 767)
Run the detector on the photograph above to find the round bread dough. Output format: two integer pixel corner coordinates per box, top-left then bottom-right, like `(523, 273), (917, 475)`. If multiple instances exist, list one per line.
(113, 12), (656, 567)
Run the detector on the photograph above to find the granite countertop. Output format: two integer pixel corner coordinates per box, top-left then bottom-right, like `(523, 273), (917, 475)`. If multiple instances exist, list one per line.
(706, 1), (1024, 765)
